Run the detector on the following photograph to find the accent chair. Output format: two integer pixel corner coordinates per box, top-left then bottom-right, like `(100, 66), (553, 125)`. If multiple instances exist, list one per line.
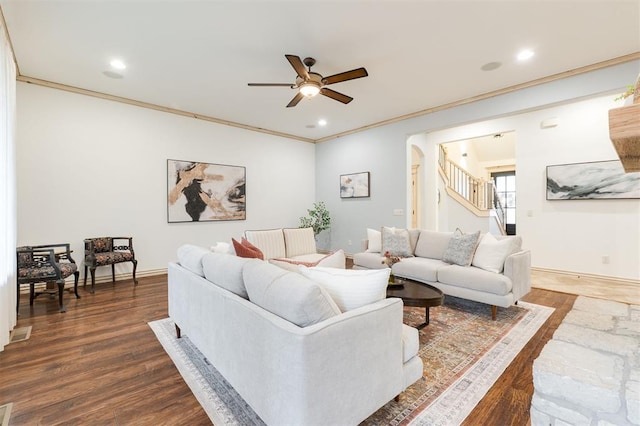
(17, 243), (80, 313)
(83, 237), (138, 293)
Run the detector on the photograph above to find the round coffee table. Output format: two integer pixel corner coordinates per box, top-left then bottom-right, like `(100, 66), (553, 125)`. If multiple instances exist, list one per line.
(386, 278), (444, 329)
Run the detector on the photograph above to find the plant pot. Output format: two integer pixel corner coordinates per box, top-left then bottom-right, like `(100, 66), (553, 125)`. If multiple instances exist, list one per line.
(609, 102), (640, 173)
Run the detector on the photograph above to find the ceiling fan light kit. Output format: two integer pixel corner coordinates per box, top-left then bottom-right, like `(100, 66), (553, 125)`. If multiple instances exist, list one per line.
(248, 54), (368, 108)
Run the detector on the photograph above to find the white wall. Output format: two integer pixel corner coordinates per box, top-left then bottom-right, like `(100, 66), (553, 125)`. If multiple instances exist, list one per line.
(16, 83), (315, 278)
(316, 60), (640, 281)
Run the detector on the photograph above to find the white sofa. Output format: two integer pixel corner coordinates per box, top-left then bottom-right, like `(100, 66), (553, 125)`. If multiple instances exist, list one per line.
(353, 228), (531, 320)
(168, 245), (423, 426)
(243, 227), (345, 270)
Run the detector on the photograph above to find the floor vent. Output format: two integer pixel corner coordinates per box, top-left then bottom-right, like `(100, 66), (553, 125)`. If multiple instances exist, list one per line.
(9, 326), (31, 343)
(0, 403), (12, 426)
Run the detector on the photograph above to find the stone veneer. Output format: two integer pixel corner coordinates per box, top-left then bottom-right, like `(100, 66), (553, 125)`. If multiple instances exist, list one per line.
(531, 296), (640, 426)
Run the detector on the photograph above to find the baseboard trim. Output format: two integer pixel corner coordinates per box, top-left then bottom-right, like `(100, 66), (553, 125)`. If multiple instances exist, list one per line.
(531, 267), (640, 287)
(84, 268), (168, 285)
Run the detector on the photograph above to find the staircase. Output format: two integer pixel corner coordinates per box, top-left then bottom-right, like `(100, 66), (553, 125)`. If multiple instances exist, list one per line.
(438, 145), (506, 234)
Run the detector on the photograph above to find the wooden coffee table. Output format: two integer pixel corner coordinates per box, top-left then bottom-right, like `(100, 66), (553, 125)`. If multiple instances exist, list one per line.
(386, 278), (444, 329)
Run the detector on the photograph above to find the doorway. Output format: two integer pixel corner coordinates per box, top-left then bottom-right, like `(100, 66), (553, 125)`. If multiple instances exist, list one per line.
(492, 171), (516, 235)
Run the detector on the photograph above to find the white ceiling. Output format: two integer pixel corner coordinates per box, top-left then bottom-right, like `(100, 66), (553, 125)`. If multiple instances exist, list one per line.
(1, 1), (639, 142)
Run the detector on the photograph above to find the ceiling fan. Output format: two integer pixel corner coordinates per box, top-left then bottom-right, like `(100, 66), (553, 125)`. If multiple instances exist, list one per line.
(248, 54), (368, 108)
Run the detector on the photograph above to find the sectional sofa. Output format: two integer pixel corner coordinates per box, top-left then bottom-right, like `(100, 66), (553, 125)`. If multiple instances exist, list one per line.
(353, 228), (531, 320)
(168, 244), (423, 425)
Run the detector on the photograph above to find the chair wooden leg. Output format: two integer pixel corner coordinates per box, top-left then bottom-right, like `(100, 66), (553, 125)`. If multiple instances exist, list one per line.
(132, 259), (138, 285)
(73, 271), (81, 299)
(83, 265), (88, 288)
(175, 324), (181, 339)
(29, 283), (35, 305)
(57, 280), (66, 313)
(90, 268), (96, 294)
(491, 305), (497, 321)
(16, 283), (20, 313)
(111, 264), (116, 283)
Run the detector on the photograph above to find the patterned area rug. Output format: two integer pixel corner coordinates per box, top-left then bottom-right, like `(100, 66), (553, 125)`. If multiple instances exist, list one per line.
(149, 297), (553, 426)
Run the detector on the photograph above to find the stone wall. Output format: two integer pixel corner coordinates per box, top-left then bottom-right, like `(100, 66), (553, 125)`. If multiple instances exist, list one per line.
(531, 296), (640, 426)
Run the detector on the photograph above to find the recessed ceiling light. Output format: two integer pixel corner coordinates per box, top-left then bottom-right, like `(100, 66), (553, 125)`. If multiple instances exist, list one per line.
(517, 49), (534, 61)
(103, 70), (123, 79)
(110, 59), (126, 70)
(480, 61), (502, 71)
(318, 119), (327, 127)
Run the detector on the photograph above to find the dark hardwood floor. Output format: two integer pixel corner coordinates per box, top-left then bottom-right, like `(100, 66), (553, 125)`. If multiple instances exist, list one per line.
(1, 275), (576, 425)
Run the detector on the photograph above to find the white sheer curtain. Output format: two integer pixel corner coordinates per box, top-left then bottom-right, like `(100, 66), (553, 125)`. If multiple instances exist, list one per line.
(0, 21), (17, 352)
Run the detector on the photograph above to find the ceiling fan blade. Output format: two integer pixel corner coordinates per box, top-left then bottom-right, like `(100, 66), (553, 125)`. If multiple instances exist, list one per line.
(322, 67), (368, 85)
(286, 92), (304, 108)
(320, 88), (353, 104)
(285, 54), (309, 80)
(248, 83), (294, 87)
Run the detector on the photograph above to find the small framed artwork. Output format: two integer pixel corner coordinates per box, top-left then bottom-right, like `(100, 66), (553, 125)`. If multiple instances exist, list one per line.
(167, 159), (246, 222)
(546, 160), (640, 200)
(340, 172), (370, 198)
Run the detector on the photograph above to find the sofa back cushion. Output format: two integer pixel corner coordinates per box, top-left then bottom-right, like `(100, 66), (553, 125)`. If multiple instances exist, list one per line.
(299, 267), (390, 312)
(202, 252), (255, 299)
(177, 244), (211, 277)
(243, 261), (340, 327)
(414, 230), (453, 259)
(283, 227), (316, 258)
(244, 229), (286, 260)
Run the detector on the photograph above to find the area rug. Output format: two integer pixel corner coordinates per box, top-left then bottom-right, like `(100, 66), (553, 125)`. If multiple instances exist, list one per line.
(149, 297), (553, 426)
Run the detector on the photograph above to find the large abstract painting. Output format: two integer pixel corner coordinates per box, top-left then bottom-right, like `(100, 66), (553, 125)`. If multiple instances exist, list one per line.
(546, 160), (640, 200)
(340, 172), (370, 198)
(167, 159), (246, 222)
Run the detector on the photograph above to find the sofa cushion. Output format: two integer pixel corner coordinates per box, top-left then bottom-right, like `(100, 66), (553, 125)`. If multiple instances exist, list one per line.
(365, 228), (382, 253)
(202, 252), (254, 299)
(299, 266), (390, 312)
(414, 230), (453, 259)
(381, 226), (413, 257)
(442, 230), (481, 267)
(391, 256), (447, 282)
(472, 233), (518, 273)
(243, 260), (340, 327)
(244, 229), (286, 260)
(437, 264), (513, 296)
(283, 227), (317, 258)
(232, 238), (265, 260)
(352, 252), (387, 269)
(402, 324), (420, 363)
(176, 244), (210, 277)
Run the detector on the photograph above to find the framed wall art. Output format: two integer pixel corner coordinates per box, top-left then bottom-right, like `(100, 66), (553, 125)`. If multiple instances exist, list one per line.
(167, 159), (246, 222)
(340, 171), (370, 198)
(546, 160), (640, 200)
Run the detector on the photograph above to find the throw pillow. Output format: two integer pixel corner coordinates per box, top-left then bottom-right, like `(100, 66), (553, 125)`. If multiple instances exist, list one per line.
(472, 233), (517, 273)
(283, 227), (317, 258)
(365, 228), (382, 253)
(243, 261), (340, 327)
(381, 226), (413, 257)
(232, 238), (264, 260)
(442, 229), (481, 267)
(298, 266), (390, 312)
(211, 241), (233, 254)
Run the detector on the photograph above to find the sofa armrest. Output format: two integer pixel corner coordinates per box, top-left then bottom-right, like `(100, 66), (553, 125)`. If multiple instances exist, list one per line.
(504, 250), (531, 301)
(361, 239), (369, 252)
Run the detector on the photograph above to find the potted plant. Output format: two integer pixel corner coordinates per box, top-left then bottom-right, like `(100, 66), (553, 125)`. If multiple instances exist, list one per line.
(299, 201), (331, 237)
(609, 74), (640, 173)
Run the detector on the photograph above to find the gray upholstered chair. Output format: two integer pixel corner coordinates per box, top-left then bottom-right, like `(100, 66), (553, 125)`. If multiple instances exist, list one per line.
(17, 243), (80, 313)
(83, 237), (138, 293)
